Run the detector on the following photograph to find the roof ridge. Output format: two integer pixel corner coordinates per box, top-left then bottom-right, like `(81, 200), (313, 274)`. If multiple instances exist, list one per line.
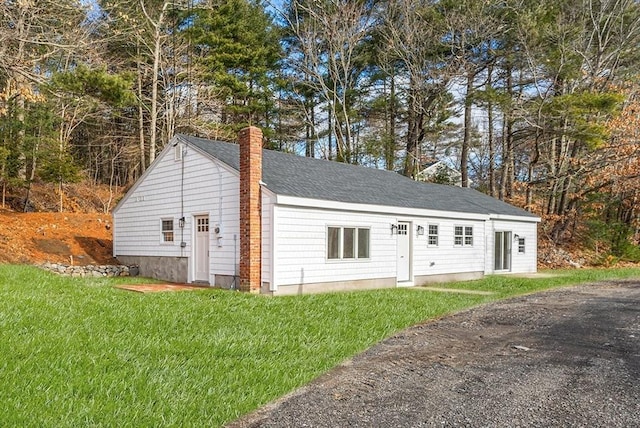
(179, 134), (537, 219)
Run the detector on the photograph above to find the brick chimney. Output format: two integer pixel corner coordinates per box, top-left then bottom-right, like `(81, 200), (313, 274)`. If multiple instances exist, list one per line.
(238, 126), (262, 293)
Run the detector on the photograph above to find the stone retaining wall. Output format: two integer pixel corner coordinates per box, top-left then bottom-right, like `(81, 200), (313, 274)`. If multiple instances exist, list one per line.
(41, 262), (139, 278)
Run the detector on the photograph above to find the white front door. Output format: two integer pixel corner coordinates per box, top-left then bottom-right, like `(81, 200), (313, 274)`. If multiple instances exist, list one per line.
(194, 216), (210, 282)
(397, 222), (411, 282)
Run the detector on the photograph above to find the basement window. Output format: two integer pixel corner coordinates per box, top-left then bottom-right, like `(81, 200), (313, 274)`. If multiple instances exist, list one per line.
(161, 219), (174, 243)
(327, 226), (370, 260)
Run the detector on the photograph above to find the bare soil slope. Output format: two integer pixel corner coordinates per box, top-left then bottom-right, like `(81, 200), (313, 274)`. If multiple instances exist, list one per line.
(0, 182), (122, 265)
(0, 210), (116, 265)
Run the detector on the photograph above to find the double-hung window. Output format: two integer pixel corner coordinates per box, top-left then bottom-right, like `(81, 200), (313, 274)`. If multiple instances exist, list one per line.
(464, 226), (473, 246)
(327, 227), (370, 260)
(454, 225), (473, 247)
(428, 224), (438, 246)
(161, 219), (174, 243)
(518, 237), (526, 254)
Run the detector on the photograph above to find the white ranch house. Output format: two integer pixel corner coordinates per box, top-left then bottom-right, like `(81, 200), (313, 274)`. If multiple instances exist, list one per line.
(113, 127), (540, 295)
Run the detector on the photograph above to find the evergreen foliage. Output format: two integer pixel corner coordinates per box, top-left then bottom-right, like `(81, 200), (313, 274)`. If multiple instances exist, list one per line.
(0, 0), (638, 248)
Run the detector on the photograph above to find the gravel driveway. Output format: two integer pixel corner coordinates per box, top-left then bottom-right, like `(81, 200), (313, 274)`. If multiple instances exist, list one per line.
(229, 280), (640, 427)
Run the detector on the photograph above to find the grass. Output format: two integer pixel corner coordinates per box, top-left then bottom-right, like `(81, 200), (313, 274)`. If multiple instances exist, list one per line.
(0, 265), (639, 427)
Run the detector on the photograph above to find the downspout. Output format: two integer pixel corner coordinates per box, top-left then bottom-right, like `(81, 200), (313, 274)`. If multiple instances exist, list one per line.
(179, 143), (186, 257)
(211, 160), (224, 248)
(269, 198), (277, 293)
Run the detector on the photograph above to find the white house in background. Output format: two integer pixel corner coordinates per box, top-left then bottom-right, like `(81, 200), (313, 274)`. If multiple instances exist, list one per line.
(416, 160), (468, 187)
(113, 127), (540, 295)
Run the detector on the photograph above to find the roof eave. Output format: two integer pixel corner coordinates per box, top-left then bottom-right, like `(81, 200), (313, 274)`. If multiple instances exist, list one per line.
(273, 194), (493, 220)
(489, 213), (541, 222)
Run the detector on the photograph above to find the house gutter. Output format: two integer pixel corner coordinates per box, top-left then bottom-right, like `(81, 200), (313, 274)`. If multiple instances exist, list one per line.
(273, 195), (493, 222)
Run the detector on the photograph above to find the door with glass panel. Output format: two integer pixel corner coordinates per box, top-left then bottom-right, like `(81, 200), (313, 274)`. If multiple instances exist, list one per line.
(397, 222), (411, 282)
(194, 216), (210, 282)
(494, 231), (512, 271)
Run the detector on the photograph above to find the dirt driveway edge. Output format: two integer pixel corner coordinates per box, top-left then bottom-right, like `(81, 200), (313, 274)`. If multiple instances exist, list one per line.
(229, 281), (640, 427)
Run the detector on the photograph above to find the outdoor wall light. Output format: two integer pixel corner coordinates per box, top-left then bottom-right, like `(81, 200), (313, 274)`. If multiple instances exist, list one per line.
(514, 234), (519, 240)
(391, 224), (398, 234)
(179, 217), (186, 228)
(416, 225), (425, 235)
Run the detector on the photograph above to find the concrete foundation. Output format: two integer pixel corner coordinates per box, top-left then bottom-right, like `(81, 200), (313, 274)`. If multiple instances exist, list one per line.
(270, 272), (484, 296)
(213, 274), (238, 290)
(414, 271), (484, 285)
(113, 257), (484, 294)
(271, 277), (397, 296)
(116, 256), (188, 284)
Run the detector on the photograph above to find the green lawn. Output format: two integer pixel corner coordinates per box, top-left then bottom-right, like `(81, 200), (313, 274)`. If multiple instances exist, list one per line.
(1, 265), (639, 427)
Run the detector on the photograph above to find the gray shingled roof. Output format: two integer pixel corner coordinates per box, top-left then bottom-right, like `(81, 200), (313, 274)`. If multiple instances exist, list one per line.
(178, 134), (537, 218)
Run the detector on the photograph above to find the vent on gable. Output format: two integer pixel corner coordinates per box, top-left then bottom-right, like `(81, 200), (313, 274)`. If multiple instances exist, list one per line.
(174, 144), (183, 161)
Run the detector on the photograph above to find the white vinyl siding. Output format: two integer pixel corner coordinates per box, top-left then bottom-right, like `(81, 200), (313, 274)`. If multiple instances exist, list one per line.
(273, 207), (395, 286)
(485, 220), (538, 274)
(261, 190), (274, 286)
(414, 219), (485, 276)
(273, 206), (488, 287)
(113, 144), (240, 280)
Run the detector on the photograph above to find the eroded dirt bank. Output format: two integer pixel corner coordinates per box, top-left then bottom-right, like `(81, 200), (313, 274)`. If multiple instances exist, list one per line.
(0, 211), (115, 265)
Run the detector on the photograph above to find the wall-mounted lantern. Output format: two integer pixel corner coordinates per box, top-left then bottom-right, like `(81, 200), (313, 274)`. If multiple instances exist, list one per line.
(391, 224), (398, 235)
(178, 217), (186, 228)
(416, 225), (425, 236)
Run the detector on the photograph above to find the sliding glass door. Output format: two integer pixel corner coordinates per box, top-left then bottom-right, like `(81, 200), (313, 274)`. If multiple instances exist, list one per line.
(494, 231), (512, 271)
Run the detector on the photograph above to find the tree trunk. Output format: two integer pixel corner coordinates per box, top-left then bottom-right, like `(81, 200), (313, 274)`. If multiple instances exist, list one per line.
(137, 48), (147, 174)
(386, 73), (397, 171)
(149, 30), (161, 164)
(403, 77), (421, 178)
(140, 0), (171, 165)
(461, 69), (473, 187)
(487, 64), (495, 197)
(526, 130), (541, 211)
(500, 65), (515, 199)
(305, 89), (316, 157)
(546, 135), (558, 215)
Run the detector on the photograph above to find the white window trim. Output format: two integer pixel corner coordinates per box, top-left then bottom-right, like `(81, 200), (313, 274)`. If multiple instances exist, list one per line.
(428, 224), (439, 247)
(454, 225), (473, 247)
(326, 226), (371, 261)
(464, 226), (474, 246)
(161, 218), (175, 244)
